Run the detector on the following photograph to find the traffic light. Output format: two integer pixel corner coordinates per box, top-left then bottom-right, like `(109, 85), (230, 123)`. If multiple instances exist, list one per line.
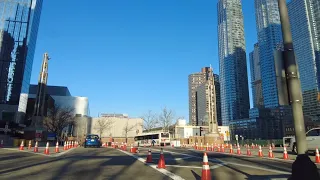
(200, 127), (203, 136)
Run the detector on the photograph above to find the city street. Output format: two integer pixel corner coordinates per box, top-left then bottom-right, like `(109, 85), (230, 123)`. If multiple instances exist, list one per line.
(3, 145), (319, 180)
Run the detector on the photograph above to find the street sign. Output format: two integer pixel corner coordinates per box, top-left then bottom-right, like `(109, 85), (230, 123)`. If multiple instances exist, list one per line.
(47, 133), (56, 140)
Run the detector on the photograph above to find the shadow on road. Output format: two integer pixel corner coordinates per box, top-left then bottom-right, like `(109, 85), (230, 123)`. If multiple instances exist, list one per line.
(0, 148), (142, 180)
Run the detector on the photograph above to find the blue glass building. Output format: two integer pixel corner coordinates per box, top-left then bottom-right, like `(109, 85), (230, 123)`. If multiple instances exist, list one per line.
(217, 0), (250, 125)
(254, 0), (283, 108)
(288, 0), (320, 120)
(0, 0), (43, 123)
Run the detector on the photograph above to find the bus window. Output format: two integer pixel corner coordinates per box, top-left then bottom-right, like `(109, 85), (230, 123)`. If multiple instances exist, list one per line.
(161, 133), (169, 138)
(153, 134), (159, 139)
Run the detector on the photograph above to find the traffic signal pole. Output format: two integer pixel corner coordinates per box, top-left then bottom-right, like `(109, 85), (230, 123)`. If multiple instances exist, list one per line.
(278, 0), (308, 155)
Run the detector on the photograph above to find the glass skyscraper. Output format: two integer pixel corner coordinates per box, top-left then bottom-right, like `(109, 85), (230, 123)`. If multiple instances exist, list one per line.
(217, 0), (250, 125)
(254, 0), (283, 108)
(0, 0), (43, 123)
(288, 0), (320, 120)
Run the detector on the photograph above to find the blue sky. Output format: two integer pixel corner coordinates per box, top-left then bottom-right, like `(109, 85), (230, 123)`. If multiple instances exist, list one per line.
(31, 0), (257, 120)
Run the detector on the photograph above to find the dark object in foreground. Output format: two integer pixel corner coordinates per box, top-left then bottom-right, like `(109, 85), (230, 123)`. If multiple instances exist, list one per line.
(289, 154), (320, 180)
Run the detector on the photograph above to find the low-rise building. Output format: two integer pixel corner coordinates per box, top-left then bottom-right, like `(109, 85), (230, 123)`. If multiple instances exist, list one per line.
(90, 113), (143, 143)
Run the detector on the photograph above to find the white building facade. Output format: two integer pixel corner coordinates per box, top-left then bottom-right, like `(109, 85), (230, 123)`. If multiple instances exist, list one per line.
(90, 114), (143, 138)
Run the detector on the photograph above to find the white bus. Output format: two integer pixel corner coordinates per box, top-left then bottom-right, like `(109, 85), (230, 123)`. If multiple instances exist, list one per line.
(134, 132), (170, 146)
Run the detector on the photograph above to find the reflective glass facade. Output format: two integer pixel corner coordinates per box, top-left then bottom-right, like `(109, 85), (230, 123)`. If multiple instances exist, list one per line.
(217, 0), (250, 125)
(0, 0), (43, 122)
(249, 43), (264, 108)
(288, 0), (320, 120)
(254, 0), (283, 107)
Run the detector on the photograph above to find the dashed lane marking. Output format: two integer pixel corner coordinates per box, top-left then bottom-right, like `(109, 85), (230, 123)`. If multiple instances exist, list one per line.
(118, 149), (185, 180)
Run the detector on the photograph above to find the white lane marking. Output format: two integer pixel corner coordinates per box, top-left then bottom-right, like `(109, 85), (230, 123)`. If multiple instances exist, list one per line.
(118, 149), (185, 180)
(214, 159), (291, 175)
(165, 165), (202, 169)
(149, 148), (292, 175)
(165, 164), (225, 170)
(2, 147), (77, 157)
(173, 157), (193, 161)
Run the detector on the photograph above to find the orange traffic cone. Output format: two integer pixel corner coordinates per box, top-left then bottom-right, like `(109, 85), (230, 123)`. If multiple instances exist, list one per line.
(19, 140), (24, 150)
(71, 141), (74, 148)
(315, 148), (320, 163)
(221, 145), (225, 153)
(258, 145), (263, 157)
(157, 148), (166, 169)
(201, 152), (211, 180)
(64, 141), (67, 150)
(28, 140), (32, 149)
(246, 147), (251, 156)
(211, 144), (214, 151)
(229, 144), (233, 154)
(237, 145), (241, 155)
(283, 146), (289, 160)
(34, 141), (38, 152)
(268, 146), (274, 158)
(44, 142), (50, 155)
(206, 143), (209, 151)
(130, 145), (133, 153)
(146, 149), (153, 163)
(55, 141), (59, 153)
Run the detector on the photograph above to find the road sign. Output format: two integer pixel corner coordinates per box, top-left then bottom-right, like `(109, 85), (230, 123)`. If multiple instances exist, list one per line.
(47, 133), (56, 140)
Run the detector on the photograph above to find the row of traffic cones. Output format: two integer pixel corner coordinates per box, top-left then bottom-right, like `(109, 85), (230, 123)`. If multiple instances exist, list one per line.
(201, 143), (320, 163)
(19, 140), (79, 155)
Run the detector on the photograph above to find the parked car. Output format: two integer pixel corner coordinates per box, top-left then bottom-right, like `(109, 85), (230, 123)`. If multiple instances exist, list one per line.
(84, 134), (101, 148)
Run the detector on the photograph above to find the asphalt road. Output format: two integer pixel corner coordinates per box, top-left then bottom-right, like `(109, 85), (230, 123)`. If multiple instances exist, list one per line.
(1, 146), (319, 180)
(0, 147), (168, 180)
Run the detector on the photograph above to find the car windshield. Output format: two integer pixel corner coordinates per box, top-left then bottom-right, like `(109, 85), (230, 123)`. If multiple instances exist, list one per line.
(86, 135), (99, 139)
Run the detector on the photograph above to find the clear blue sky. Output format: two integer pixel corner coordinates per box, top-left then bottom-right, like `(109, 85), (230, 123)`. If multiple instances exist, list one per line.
(31, 0), (257, 120)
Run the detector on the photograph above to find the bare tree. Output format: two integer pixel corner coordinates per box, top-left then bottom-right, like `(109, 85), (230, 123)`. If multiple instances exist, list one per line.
(141, 110), (158, 132)
(75, 117), (88, 141)
(43, 104), (74, 140)
(94, 118), (114, 138)
(123, 120), (136, 143)
(159, 107), (175, 132)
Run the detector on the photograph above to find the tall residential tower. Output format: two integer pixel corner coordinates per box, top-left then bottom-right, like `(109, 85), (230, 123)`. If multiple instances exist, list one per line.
(288, 0), (320, 120)
(217, 0), (250, 125)
(188, 67), (221, 126)
(254, 0), (284, 107)
(0, 0), (43, 123)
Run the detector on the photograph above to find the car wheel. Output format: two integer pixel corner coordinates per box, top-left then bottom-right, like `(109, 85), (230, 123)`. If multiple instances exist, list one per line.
(292, 143), (297, 154)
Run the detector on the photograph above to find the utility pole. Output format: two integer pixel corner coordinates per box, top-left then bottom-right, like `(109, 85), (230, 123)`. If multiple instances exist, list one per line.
(278, 0), (307, 154)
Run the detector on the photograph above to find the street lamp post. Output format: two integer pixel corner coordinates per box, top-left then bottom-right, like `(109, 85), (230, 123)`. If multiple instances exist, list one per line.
(278, 0), (307, 155)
